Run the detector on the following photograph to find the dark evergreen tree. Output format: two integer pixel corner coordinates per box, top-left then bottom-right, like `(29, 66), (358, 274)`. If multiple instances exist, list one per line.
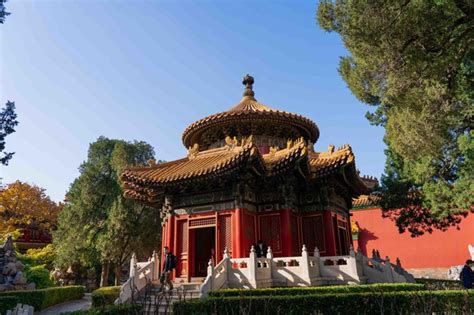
(53, 137), (163, 286)
(0, 101), (19, 165)
(0, 0), (10, 24)
(317, 0), (473, 236)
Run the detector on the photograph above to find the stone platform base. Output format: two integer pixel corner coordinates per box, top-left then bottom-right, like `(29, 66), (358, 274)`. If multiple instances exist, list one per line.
(406, 268), (449, 279)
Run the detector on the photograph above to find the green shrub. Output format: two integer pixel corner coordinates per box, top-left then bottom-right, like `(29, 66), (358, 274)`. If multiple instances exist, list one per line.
(17, 245), (55, 270)
(25, 265), (54, 289)
(209, 283), (424, 297)
(174, 290), (474, 315)
(0, 286), (85, 311)
(416, 278), (464, 290)
(64, 304), (140, 315)
(24, 245), (55, 269)
(91, 286), (121, 308)
(0, 296), (19, 315)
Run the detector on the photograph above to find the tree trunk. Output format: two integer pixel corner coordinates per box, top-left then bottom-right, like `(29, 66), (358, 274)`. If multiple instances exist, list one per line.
(114, 264), (122, 286)
(100, 262), (109, 287)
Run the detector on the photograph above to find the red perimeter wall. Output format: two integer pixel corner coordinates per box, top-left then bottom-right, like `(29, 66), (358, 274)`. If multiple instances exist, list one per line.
(352, 208), (473, 269)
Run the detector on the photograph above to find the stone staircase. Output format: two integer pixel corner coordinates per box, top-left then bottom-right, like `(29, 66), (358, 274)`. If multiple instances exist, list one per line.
(136, 282), (202, 314)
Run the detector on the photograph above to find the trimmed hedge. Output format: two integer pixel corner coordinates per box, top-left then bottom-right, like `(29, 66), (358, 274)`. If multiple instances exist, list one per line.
(416, 278), (463, 290)
(0, 296), (19, 315)
(0, 286), (85, 311)
(65, 304), (140, 315)
(174, 290), (474, 314)
(209, 283), (424, 297)
(91, 286), (121, 308)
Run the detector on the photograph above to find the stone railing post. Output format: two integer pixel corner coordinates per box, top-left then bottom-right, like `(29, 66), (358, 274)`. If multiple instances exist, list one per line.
(384, 256), (394, 282)
(349, 245), (355, 258)
(207, 259), (214, 290)
(248, 245), (257, 288)
(129, 253), (137, 278)
(301, 244), (311, 285)
(152, 250), (160, 283)
(314, 247), (320, 258)
(266, 246), (273, 259)
(223, 247), (230, 259)
(222, 247), (231, 283)
(265, 246), (274, 286)
(267, 246), (275, 282)
(312, 247), (321, 278)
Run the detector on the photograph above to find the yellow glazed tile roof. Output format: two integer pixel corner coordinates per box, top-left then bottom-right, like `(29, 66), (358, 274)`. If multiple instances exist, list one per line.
(181, 95), (319, 148)
(121, 142), (258, 186)
(122, 141), (367, 188)
(309, 144), (355, 177)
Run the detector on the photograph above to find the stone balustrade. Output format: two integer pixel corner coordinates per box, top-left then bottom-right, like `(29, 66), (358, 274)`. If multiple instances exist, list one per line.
(116, 251), (160, 304)
(200, 245), (414, 297)
(117, 246), (414, 300)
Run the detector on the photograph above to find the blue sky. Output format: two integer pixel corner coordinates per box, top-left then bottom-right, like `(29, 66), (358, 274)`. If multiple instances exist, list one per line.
(1, 0), (385, 202)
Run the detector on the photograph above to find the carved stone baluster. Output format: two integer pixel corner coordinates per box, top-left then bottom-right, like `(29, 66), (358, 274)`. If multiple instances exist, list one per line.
(129, 253), (137, 278)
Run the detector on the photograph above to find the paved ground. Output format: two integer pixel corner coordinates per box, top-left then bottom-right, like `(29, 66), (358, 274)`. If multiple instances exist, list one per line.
(36, 293), (92, 314)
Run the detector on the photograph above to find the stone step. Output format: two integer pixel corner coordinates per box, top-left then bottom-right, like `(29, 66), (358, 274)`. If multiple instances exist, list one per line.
(136, 285), (202, 314)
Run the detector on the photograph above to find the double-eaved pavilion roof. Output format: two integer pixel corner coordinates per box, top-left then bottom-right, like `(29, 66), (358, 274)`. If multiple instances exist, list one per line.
(122, 139), (375, 204)
(122, 75), (377, 206)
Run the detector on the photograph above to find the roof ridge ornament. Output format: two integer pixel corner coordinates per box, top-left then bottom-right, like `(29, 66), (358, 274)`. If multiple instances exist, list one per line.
(242, 74), (255, 98)
(187, 143), (199, 159)
(241, 135), (254, 147)
(328, 144), (335, 154)
(225, 135), (238, 150)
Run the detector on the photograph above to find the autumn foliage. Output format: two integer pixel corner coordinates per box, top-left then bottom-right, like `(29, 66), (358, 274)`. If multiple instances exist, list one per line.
(0, 181), (62, 236)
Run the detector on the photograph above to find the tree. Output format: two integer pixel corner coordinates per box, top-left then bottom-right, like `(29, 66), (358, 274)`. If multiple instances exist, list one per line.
(1, 4), (16, 166)
(0, 181), (62, 236)
(0, 0), (10, 24)
(0, 101), (19, 165)
(53, 137), (162, 286)
(317, 0), (473, 236)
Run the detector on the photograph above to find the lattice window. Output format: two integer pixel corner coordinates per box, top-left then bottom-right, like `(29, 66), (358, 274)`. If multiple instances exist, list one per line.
(260, 215), (281, 252)
(178, 221), (188, 253)
(219, 215), (232, 258)
(302, 215), (325, 253)
(189, 217), (216, 227)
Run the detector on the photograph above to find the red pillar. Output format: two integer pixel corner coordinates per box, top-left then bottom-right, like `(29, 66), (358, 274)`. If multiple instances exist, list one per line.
(233, 208), (242, 258)
(280, 209), (293, 257)
(161, 220), (167, 270)
(166, 217), (175, 253)
(323, 211), (336, 256)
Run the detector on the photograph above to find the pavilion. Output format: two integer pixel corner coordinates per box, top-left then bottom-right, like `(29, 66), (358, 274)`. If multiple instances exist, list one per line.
(121, 75), (378, 283)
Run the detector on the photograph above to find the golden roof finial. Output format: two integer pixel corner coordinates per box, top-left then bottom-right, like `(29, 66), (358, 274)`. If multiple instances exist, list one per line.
(242, 74), (255, 98)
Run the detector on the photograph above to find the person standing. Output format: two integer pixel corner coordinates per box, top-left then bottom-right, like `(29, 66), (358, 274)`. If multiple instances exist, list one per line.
(460, 259), (474, 289)
(255, 240), (268, 258)
(160, 246), (176, 291)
